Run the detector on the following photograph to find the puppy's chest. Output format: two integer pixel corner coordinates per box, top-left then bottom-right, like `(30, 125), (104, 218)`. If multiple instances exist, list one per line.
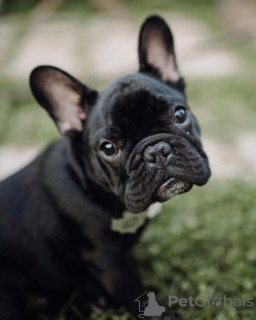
(110, 203), (163, 234)
(80, 203), (163, 264)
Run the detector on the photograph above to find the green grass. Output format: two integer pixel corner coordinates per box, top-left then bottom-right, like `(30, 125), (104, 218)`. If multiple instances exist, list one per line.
(186, 76), (256, 141)
(39, 178), (256, 320)
(0, 98), (59, 145)
(135, 178), (256, 320)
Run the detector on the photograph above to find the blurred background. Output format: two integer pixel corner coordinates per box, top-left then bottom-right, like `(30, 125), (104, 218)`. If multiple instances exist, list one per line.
(0, 1), (256, 319)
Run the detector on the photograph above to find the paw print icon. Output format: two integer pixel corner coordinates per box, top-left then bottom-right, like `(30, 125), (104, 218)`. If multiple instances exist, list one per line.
(212, 296), (222, 307)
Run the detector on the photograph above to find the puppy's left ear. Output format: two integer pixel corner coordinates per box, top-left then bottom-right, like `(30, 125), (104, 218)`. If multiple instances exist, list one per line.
(30, 66), (98, 135)
(138, 15), (184, 90)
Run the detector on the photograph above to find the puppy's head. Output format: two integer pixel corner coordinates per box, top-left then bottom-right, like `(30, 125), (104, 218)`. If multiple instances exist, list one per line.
(30, 16), (211, 213)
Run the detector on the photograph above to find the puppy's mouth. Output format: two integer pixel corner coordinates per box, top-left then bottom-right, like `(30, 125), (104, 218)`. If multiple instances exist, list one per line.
(155, 178), (192, 202)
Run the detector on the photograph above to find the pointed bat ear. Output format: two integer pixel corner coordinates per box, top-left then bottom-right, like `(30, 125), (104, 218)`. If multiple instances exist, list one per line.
(138, 15), (185, 90)
(30, 66), (98, 136)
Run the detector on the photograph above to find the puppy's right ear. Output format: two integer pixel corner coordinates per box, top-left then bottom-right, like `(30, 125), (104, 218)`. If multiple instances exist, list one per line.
(30, 66), (98, 136)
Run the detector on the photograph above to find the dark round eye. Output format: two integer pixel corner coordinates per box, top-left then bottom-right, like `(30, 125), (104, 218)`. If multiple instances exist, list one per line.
(100, 142), (117, 157)
(174, 107), (186, 123)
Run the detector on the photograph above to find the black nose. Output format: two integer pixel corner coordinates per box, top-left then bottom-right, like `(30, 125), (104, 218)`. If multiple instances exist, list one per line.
(144, 142), (172, 164)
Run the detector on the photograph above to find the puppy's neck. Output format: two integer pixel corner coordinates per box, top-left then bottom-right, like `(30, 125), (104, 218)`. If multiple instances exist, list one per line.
(43, 138), (125, 219)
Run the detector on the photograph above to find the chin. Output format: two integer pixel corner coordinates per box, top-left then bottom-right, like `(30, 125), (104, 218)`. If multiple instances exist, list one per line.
(155, 180), (193, 202)
(124, 179), (193, 213)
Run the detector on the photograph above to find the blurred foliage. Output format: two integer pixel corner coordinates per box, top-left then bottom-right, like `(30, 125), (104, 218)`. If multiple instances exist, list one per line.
(1, 0), (38, 14)
(126, 0), (217, 22)
(0, 80), (59, 144)
(1, 0), (217, 18)
(187, 76), (256, 141)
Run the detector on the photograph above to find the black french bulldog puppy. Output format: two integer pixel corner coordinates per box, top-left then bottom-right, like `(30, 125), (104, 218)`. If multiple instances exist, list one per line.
(0, 16), (210, 319)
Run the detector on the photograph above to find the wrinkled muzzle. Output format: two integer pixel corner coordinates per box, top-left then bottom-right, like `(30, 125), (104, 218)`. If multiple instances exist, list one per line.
(124, 133), (211, 213)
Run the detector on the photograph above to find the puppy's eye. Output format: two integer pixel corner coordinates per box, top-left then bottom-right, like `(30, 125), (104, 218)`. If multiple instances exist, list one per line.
(174, 107), (186, 123)
(100, 142), (117, 157)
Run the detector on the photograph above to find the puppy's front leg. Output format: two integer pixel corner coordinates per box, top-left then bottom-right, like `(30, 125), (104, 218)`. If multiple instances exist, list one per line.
(0, 265), (28, 320)
(0, 289), (26, 320)
(96, 252), (142, 313)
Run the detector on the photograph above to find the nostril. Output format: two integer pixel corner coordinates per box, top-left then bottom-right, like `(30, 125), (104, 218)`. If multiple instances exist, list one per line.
(144, 142), (172, 163)
(144, 147), (156, 163)
(162, 145), (171, 156)
(156, 142), (172, 158)
(145, 154), (155, 163)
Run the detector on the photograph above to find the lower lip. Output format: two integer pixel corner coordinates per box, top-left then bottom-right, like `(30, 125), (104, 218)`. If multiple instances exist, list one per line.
(156, 178), (176, 196)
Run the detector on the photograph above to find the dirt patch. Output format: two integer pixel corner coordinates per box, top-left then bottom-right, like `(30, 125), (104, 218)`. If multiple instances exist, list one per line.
(1, 12), (243, 82)
(0, 146), (40, 181)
